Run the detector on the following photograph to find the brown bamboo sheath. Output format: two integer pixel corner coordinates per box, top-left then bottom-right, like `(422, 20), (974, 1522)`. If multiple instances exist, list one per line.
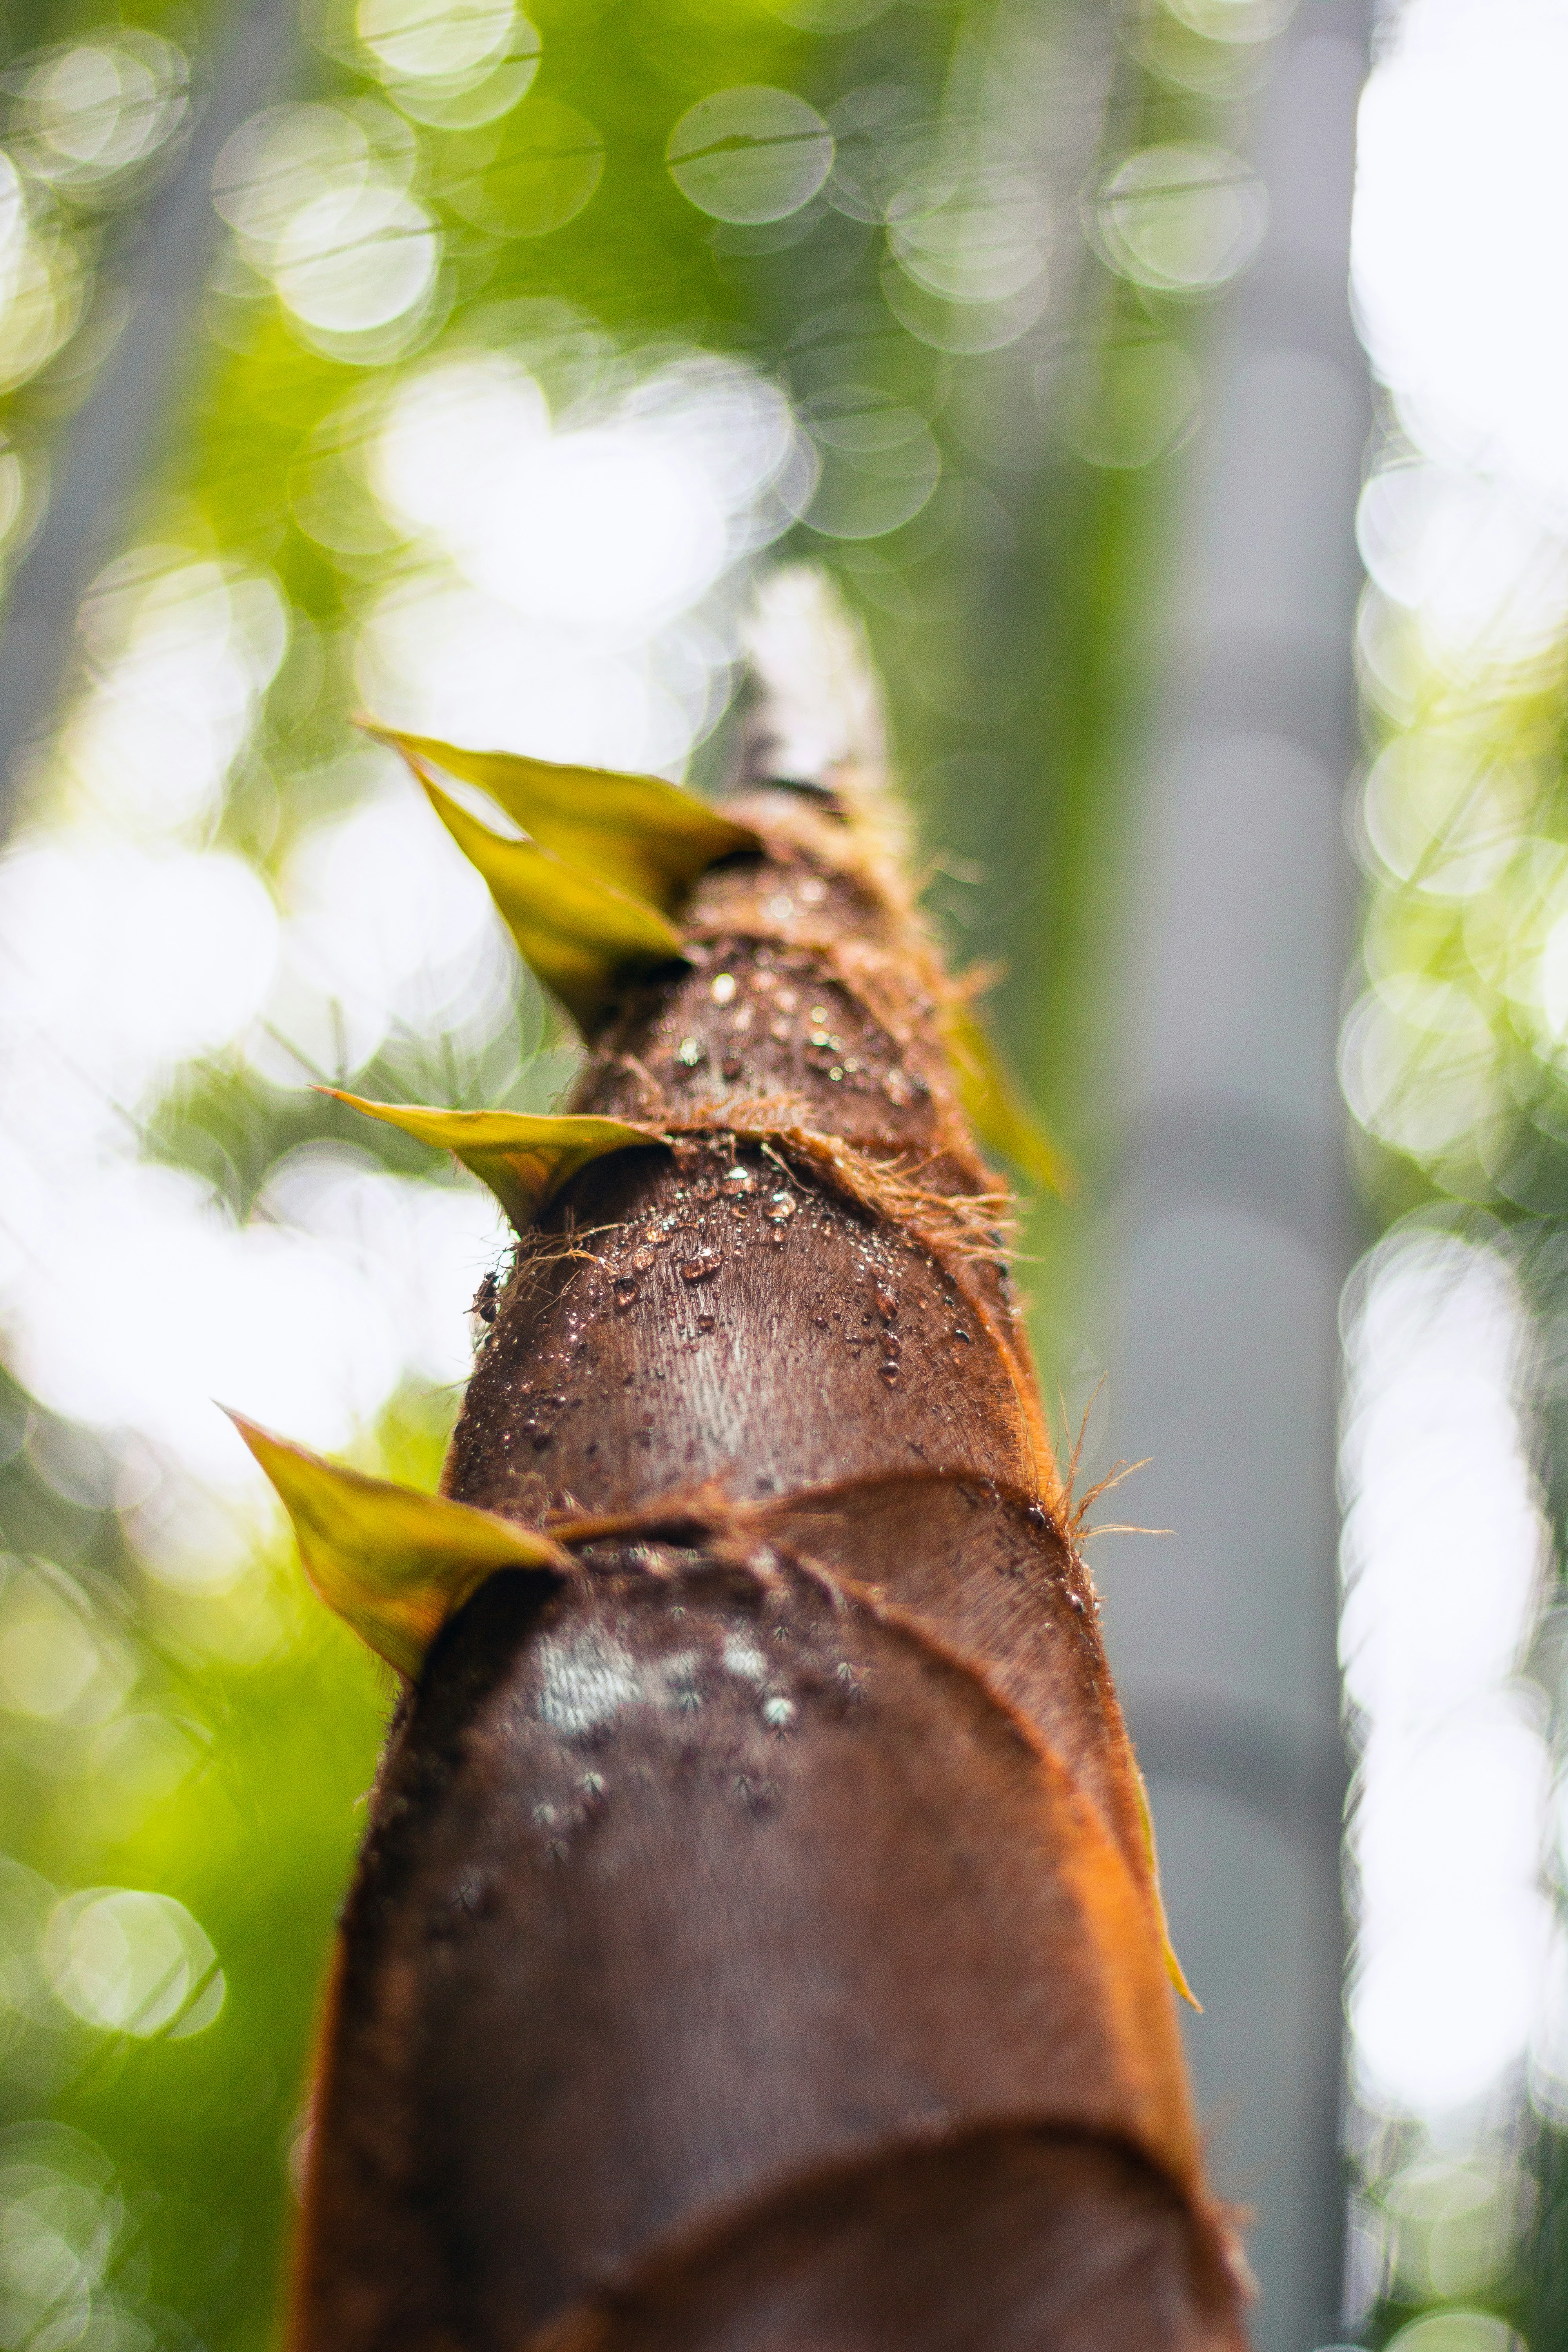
(285, 752), (1250, 2351)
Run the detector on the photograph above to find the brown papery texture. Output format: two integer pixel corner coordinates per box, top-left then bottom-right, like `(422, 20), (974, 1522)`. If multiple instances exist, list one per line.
(288, 778), (1250, 2351)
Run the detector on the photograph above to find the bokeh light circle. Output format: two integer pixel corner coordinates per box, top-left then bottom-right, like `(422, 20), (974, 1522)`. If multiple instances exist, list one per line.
(667, 87), (833, 225)
(44, 1888), (225, 2039)
(356, 0), (521, 85)
(1093, 142), (1267, 297)
(446, 101), (604, 238)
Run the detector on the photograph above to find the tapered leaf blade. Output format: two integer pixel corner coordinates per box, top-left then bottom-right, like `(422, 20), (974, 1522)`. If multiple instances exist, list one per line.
(1132, 1766), (1201, 2010)
(322, 1093), (662, 1227)
(424, 777), (685, 1029)
(227, 1412), (569, 1677)
(368, 724), (759, 910)
(943, 1000), (1073, 1197)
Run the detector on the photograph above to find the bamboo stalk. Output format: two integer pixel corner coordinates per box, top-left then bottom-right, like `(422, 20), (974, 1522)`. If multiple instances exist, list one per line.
(276, 576), (1249, 2350)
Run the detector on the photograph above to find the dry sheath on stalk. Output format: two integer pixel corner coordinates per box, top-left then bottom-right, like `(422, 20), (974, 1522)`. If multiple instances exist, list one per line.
(240, 572), (1249, 2350)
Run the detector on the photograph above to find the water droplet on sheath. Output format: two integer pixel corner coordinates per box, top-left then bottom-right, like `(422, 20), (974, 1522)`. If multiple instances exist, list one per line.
(679, 1255), (721, 1283)
(875, 1287), (898, 1321)
(765, 1192), (797, 1224)
(723, 1165), (756, 1194)
(697, 1312), (715, 1333)
(879, 1362), (899, 1383)
(613, 1274), (639, 1307)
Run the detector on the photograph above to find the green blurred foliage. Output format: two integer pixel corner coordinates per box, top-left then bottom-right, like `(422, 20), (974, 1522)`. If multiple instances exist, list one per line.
(1341, 472), (1568, 2346)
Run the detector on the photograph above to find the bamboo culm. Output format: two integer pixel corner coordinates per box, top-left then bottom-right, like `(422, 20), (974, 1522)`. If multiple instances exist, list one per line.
(249, 579), (1250, 2351)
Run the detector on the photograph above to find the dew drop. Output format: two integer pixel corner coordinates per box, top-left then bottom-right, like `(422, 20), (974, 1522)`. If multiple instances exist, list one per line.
(697, 1312), (716, 1333)
(809, 1004), (829, 1023)
(675, 1036), (706, 1069)
(762, 1695), (796, 1731)
(613, 1274), (639, 1307)
(1067, 1592), (1085, 1614)
(883, 1069), (914, 1108)
(881, 1332), (902, 1359)
(679, 1254), (722, 1283)
(722, 1165), (757, 1195)
(631, 1247), (655, 1274)
(765, 1192), (798, 1224)
(711, 971), (737, 1006)
(875, 1287), (898, 1321)
(879, 1362), (900, 1383)
(953, 1327), (973, 1344)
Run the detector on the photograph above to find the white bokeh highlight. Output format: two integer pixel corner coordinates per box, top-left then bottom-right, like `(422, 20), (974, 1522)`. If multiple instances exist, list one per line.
(0, 327), (809, 1582)
(358, 346), (814, 770)
(1341, 1232), (1553, 2120)
(1355, 0), (1568, 522)
(1345, 0), (1568, 2183)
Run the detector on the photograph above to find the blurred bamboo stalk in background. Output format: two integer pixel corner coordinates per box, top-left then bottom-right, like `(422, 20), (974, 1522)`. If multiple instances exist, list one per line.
(1095, 7), (1371, 2347)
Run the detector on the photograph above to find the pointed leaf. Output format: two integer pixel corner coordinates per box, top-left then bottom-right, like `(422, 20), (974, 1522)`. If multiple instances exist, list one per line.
(424, 777), (685, 1029)
(1133, 1764), (1201, 2011)
(368, 724), (759, 911)
(323, 1093), (663, 1228)
(228, 1412), (570, 1677)
(942, 1000), (1073, 1197)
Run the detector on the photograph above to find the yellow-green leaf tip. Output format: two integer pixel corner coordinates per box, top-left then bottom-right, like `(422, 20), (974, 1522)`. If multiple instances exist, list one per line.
(420, 775), (686, 1032)
(362, 722), (759, 910)
(1133, 1766), (1201, 2011)
(227, 1410), (571, 1677)
(943, 1000), (1075, 1198)
(319, 1093), (664, 1229)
